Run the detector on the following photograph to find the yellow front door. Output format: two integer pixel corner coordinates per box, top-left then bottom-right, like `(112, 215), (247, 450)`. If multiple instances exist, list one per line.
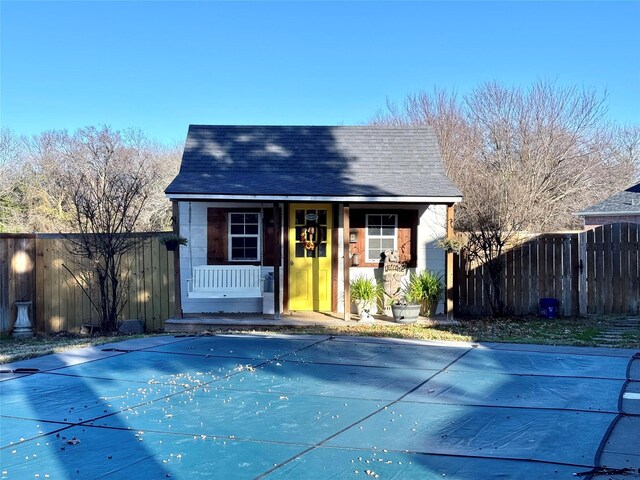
(289, 204), (332, 311)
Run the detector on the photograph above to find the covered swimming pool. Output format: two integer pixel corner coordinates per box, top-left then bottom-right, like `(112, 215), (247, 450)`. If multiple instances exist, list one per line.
(1, 334), (638, 479)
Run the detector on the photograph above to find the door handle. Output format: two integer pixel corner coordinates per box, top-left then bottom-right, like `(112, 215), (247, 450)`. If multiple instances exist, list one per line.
(290, 261), (294, 265)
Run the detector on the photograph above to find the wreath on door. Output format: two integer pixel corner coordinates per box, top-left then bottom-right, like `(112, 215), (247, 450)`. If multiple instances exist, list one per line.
(300, 226), (316, 251)
(300, 224), (324, 251)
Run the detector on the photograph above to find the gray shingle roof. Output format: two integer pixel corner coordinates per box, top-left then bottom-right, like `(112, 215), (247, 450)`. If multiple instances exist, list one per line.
(579, 182), (640, 215)
(165, 125), (462, 200)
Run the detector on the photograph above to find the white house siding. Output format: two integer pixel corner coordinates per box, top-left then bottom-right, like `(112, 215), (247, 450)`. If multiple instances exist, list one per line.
(419, 204), (447, 314)
(419, 204), (446, 272)
(177, 200), (280, 314)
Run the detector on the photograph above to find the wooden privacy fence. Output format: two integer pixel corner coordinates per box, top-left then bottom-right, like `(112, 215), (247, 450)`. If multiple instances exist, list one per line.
(0, 233), (175, 334)
(455, 222), (640, 317)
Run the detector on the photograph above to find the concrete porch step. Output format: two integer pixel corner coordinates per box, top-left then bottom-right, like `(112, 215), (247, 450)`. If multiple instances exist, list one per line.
(164, 313), (457, 333)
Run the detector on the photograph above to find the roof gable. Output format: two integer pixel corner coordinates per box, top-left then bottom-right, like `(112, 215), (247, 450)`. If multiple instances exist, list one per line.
(166, 125), (462, 201)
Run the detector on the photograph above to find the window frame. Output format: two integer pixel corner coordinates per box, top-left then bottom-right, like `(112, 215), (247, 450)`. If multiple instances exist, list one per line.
(227, 211), (261, 262)
(365, 213), (398, 263)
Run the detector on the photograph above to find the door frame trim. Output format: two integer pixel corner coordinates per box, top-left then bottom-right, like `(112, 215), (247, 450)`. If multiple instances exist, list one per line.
(283, 202), (290, 314)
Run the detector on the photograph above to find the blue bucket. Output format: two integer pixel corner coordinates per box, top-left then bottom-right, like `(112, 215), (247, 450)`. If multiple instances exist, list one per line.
(539, 298), (559, 319)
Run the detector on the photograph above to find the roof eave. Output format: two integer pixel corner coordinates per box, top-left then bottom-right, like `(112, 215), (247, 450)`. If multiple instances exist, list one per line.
(166, 193), (463, 203)
(578, 210), (640, 217)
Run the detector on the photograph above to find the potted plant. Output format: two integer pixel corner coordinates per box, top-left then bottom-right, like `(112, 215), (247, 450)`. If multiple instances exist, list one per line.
(407, 270), (444, 317)
(387, 286), (422, 324)
(436, 234), (466, 254)
(349, 275), (382, 322)
(160, 233), (188, 251)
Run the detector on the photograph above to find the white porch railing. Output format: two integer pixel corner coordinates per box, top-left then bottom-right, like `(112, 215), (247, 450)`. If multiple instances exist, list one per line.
(187, 265), (263, 298)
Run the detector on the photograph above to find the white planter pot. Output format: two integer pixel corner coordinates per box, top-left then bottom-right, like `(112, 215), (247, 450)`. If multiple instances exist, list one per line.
(355, 300), (374, 322)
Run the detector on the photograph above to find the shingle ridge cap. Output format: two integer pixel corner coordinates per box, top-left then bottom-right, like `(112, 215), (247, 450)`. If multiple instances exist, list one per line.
(187, 124), (435, 130)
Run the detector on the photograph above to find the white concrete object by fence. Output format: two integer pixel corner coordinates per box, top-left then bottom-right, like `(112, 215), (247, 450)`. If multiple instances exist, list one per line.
(13, 301), (33, 338)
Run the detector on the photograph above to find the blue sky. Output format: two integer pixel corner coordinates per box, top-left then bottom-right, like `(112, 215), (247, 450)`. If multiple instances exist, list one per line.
(2, 1), (639, 145)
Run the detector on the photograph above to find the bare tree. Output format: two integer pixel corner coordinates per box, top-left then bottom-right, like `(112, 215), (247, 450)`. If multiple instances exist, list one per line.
(606, 124), (640, 182)
(0, 128), (26, 231)
(139, 140), (182, 230)
(21, 130), (80, 231)
(0, 126), (180, 234)
(62, 126), (158, 332)
(372, 80), (638, 315)
(0, 128), (23, 187)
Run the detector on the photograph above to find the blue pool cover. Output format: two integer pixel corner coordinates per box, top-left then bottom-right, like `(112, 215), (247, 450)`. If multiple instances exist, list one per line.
(1, 334), (638, 479)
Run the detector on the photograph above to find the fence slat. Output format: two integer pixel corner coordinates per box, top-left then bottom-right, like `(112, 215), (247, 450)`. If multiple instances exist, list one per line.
(570, 234), (579, 315)
(0, 241), (7, 330)
(578, 231), (587, 315)
(538, 236), (548, 299)
(514, 243), (524, 314)
(631, 224), (639, 314)
(602, 225), (612, 313)
(455, 253), (466, 316)
(561, 236), (571, 316)
(151, 238), (162, 331)
(0, 239), (10, 332)
(529, 237), (539, 314)
(552, 236), (562, 307)
(619, 223), (629, 313)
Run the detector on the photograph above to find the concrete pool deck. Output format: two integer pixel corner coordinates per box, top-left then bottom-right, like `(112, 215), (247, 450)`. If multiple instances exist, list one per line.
(1, 334), (638, 479)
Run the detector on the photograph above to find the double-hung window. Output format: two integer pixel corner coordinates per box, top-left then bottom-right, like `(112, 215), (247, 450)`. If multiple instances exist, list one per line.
(366, 214), (397, 262)
(228, 212), (260, 261)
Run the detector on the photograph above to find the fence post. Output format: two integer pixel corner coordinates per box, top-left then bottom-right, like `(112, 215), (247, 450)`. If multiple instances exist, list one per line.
(578, 231), (587, 316)
(562, 235), (572, 316)
(445, 204), (455, 319)
(0, 239), (8, 332)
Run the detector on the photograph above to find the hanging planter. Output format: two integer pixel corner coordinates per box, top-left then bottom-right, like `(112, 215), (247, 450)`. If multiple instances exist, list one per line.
(160, 233), (188, 251)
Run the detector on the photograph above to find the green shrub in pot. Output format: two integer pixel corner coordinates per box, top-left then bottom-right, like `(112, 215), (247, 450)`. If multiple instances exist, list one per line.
(407, 270), (444, 317)
(349, 275), (383, 321)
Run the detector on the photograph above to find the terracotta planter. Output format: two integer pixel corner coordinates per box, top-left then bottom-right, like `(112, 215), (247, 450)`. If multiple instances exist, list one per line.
(390, 303), (420, 324)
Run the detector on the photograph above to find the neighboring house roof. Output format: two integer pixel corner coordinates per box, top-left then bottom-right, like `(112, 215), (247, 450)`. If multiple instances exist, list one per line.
(578, 182), (640, 217)
(165, 125), (463, 202)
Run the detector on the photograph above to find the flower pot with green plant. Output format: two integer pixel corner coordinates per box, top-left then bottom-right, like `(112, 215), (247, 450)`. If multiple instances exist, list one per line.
(160, 233), (188, 251)
(382, 282), (420, 324)
(349, 275), (383, 322)
(407, 270), (444, 317)
(387, 286), (421, 324)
